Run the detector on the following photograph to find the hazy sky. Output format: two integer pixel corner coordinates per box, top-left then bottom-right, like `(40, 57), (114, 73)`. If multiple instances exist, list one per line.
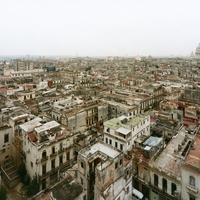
(0, 0), (200, 57)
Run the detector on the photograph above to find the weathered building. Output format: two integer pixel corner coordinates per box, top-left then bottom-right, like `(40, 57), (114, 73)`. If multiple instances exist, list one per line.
(77, 141), (132, 200)
(103, 115), (150, 153)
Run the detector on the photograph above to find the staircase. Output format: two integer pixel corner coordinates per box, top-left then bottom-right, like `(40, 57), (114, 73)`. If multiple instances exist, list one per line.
(1, 159), (21, 188)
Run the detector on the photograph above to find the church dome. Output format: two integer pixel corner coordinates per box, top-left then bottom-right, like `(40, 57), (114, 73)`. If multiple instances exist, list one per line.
(195, 43), (200, 56)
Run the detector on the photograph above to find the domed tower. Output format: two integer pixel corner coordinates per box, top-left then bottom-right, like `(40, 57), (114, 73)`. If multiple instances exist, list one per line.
(195, 43), (200, 57)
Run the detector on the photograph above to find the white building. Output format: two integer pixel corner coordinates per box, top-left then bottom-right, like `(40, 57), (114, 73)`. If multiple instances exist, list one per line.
(103, 115), (150, 152)
(20, 119), (75, 190)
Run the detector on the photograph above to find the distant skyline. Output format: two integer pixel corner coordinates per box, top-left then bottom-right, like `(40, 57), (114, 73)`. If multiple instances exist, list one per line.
(0, 0), (200, 57)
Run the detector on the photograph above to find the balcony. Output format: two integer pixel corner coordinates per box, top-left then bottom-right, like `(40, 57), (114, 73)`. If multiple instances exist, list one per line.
(41, 156), (48, 163)
(102, 178), (114, 190)
(187, 184), (198, 194)
(65, 144), (73, 150)
(58, 149), (65, 154)
(50, 152), (57, 158)
(39, 159), (75, 179)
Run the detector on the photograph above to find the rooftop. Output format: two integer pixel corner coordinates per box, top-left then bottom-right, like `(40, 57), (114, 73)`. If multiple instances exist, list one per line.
(143, 136), (162, 147)
(116, 127), (131, 135)
(34, 121), (60, 134)
(153, 130), (192, 180)
(19, 117), (42, 132)
(79, 141), (120, 159)
(183, 133), (200, 172)
(104, 115), (148, 130)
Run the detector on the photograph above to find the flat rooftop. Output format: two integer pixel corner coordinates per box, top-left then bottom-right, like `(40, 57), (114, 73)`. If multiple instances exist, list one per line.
(19, 117), (42, 132)
(116, 127), (131, 135)
(10, 113), (29, 121)
(143, 136), (162, 147)
(104, 115), (149, 130)
(153, 130), (192, 180)
(80, 142), (120, 159)
(104, 118), (121, 130)
(34, 121), (60, 134)
(184, 134), (200, 171)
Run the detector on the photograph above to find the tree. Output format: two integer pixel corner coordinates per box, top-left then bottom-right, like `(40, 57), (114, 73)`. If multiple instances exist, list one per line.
(26, 176), (39, 197)
(24, 174), (30, 185)
(17, 162), (27, 183)
(0, 187), (7, 200)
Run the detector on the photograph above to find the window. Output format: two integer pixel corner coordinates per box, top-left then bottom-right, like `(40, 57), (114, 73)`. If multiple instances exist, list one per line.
(162, 178), (167, 192)
(135, 164), (138, 175)
(189, 176), (196, 188)
(31, 162), (33, 168)
(51, 159), (55, 169)
(171, 183), (177, 196)
(127, 186), (129, 194)
(42, 150), (47, 159)
(81, 161), (84, 168)
(120, 159), (122, 165)
(59, 155), (63, 165)
(42, 164), (46, 175)
(67, 151), (70, 160)
(189, 194), (196, 200)
(115, 162), (118, 169)
(109, 139), (112, 145)
(81, 177), (83, 185)
(52, 146), (55, 154)
(127, 170), (129, 176)
(106, 138), (108, 143)
(59, 142), (63, 151)
(120, 144), (123, 151)
(143, 168), (147, 181)
(115, 142), (118, 148)
(154, 174), (158, 187)
(4, 134), (9, 143)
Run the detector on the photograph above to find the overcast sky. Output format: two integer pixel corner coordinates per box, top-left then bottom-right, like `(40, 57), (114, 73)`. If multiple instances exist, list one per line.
(0, 0), (200, 57)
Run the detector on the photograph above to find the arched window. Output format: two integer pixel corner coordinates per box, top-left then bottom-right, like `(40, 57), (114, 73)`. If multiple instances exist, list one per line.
(189, 176), (195, 188)
(42, 150), (47, 159)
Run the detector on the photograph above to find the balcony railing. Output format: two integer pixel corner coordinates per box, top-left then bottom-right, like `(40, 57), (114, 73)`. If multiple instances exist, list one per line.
(58, 149), (65, 154)
(41, 156), (48, 163)
(50, 152), (57, 158)
(39, 159), (75, 179)
(187, 184), (198, 194)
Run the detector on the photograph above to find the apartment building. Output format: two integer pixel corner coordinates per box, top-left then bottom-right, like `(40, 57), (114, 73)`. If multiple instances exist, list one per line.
(150, 129), (195, 200)
(180, 133), (200, 200)
(20, 119), (75, 190)
(131, 135), (163, 200)
(103, 115), (150, 153)
(77, 141), (132, 200)
(0, 124), (12, 166)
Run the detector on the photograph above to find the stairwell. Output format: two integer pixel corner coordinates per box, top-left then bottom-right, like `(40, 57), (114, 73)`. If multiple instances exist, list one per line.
(1, 159), (21, 188)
